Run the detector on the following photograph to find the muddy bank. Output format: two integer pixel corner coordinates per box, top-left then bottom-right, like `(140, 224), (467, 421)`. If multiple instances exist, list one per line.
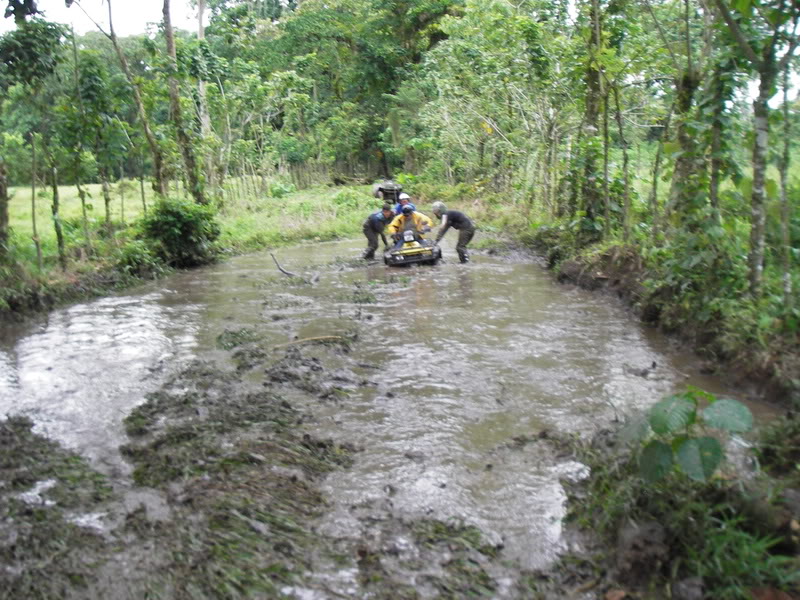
(526, 235), (800, 405)
(1, 340), (356, 599)
(0, 263), (169, 324)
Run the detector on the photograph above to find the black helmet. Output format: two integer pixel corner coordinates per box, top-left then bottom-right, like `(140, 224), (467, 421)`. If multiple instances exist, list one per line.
(401, 205), (414, 215)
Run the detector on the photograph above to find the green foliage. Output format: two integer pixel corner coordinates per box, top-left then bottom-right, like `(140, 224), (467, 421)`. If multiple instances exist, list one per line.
(114, 239), (169, 279)
(268, 180), (296, 198)
(572, 400), (798, 598)
(686, 516), (799, 599)
(0, 18), (66, 87)
(638, 388), (753, 483)
(140, 197), (221, 268)
(330, 188), (372, 210)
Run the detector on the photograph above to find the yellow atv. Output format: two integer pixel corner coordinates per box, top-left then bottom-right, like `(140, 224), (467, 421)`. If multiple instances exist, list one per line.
(383, 228), (442, 267)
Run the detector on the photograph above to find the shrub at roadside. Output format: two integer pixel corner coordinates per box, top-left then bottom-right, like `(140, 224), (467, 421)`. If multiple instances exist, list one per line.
(114, 240), (170, 280)
(140, 197), (221, 268)
(567, 388), (800, 599)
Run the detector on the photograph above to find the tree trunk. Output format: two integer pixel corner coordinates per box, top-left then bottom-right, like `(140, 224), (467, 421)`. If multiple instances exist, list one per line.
(30, 135), (42, 269)
(106, 1), (168, 197)
(581, 0), (603, 230)
(49, 164), (67, 271)
(709, 66), (724, 213)
(780, 66), (793, 313)
(196, 0), (216, 196)
(602, 89), (610, 238)
(100, 168), (113, 234)
(164, 0), (206, 204)
(748, 68), (776, 297)
(612, 85), (631, 243)
(139, 156), (147, 215)
(75, 177), (93, 256)
(119, 165), (126, 225)
(0, 162), (9, 261)
(666, 69), (701, 226)
(70, 28), (93, 257)
(648, 102), (673, 242)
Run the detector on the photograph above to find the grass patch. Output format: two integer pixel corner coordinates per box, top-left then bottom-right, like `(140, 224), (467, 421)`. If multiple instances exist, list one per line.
(0, 416), (112, 598)
(564, 425), (800, 598)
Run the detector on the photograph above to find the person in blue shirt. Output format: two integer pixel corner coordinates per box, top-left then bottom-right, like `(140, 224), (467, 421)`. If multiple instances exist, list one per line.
(362, 203), (395, 259)
(393, 193), (416, 216)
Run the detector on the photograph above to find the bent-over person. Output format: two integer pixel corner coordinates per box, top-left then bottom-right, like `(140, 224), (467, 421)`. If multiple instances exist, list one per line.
(431, 201), (475, 264)
(362, 203), (395, 260)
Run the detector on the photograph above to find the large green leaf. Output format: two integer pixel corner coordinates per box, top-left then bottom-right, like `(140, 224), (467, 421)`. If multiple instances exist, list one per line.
(618, 412), (650, 444)
(676, 437), (722, 481)
(648, 395), (696, 435)
(640, 440), (674, 483)
(662, 141), (680, 155)
(702, 399), (753, 433)
(766, 178), (781, 199)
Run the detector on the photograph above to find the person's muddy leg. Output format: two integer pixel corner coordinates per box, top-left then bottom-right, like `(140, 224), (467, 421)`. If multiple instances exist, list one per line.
(456, 227), (475, 263)
(363, 227), (378, 259)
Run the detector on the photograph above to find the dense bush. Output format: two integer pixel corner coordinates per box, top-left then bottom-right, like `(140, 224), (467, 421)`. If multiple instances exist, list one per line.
(268, 181), (296, 198)
(115, 240), (169, 279)
(331, 188), (372, 210)
(140, 197), (221, 268)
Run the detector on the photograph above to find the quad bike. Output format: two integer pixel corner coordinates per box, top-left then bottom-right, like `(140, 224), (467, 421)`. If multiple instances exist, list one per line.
(383, 228), (442, 267)
(373, 180), (403, 203)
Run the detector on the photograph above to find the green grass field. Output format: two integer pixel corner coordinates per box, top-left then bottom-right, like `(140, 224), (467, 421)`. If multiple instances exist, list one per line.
(5, 178), (388, 273)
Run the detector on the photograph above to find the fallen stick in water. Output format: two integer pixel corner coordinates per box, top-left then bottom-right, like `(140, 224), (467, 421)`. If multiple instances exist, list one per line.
(273, 336), (346, 349)
(271, 253), (301, 278)
(270, 253), (319, 284)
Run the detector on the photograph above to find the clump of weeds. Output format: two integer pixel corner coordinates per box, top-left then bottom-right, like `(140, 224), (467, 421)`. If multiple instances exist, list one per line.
(564, 427), (800, 599)
(0, 416), (112, 598)
(347, 282), (377, 304)
(216, 327), (260, 350)
(351, 517), (501, 600)
(117, 354), (358, 597)
(755, 412), (800, 486)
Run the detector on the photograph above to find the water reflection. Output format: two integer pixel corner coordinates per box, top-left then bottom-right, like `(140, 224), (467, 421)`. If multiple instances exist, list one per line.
(0, 292), (201, 474)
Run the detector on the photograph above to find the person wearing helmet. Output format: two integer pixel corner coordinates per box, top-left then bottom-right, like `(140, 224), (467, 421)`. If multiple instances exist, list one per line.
(362, 203), (395, 260)
(393, 192), (416, 216)
(386, 203), (434, 245)
(431, 201), (475, 264)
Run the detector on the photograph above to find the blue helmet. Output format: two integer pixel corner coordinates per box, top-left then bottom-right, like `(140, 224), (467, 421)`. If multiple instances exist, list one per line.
(401, 204), (414, 215)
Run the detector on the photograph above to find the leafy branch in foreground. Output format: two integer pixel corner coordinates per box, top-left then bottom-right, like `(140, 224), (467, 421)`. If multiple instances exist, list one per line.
(637, 386), (753, 483)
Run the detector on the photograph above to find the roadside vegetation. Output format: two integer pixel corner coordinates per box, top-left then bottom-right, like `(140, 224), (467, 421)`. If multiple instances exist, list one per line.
(560, 389), (800, 599)
(1, 0), (799, 596)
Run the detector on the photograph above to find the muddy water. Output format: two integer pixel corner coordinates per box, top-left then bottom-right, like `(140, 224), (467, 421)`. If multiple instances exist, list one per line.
(0, 238), (775, 577)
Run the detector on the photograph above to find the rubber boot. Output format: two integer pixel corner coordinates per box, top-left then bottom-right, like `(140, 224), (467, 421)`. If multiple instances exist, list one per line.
(458, 250), (469, 264)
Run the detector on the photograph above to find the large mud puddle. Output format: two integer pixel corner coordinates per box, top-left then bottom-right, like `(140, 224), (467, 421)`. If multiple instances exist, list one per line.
(0, 237), (776, 596)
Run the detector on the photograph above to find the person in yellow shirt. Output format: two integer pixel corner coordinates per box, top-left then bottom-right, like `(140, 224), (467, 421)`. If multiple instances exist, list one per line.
(386, 205), (434, 245)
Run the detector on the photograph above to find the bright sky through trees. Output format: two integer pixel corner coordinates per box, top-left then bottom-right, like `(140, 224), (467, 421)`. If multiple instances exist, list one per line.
(0, 0), (196, 36)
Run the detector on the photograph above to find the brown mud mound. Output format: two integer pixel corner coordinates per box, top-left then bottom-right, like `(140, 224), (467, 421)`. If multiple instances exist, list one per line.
(1, 346), (357, 598)
(2, 303), (620, 600)
(0, 416), (111, 599)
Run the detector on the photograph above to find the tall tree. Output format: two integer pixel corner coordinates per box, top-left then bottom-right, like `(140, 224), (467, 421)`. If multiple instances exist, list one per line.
(88, 0), (169, 196)
(164, 0), (205, 204)
(0, 17), (65, 262)
(712, 0), (800, 296)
